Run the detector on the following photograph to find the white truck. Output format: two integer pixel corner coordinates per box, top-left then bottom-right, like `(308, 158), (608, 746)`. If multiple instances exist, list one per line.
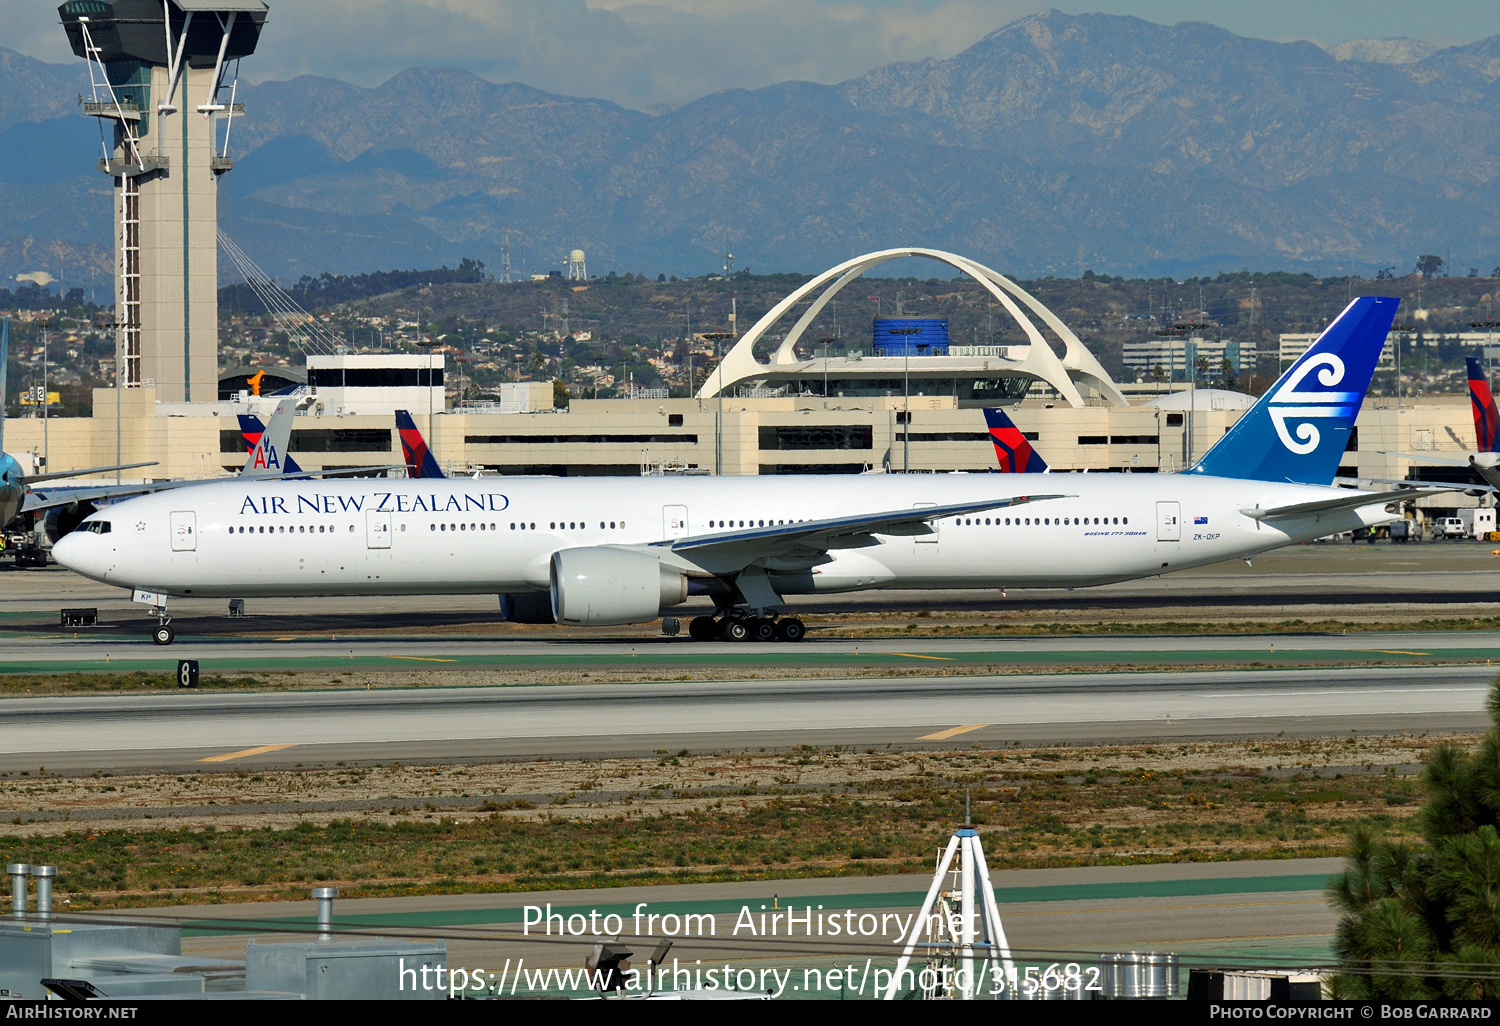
(1459, 508), (1497, 541)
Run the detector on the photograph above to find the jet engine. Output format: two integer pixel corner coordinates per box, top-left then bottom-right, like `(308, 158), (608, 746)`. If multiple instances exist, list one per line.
(44, 500), (96, 543)
(550, 547), (688, 626)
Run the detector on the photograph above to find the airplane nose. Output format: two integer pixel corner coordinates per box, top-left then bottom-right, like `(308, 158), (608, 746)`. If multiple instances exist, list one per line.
(51, 532), (103, 580)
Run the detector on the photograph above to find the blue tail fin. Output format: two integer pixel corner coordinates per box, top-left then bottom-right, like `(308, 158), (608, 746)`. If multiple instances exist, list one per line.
(1189, 296), (1398, 485)
(982, 408), (1047, 472)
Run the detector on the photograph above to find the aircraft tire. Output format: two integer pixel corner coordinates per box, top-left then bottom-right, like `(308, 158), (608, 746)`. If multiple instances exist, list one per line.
(750, 618), (776, 643)
(153, 625), (175, 646)
(774, 618), (806, 643)
(688, 616), (718, 642)
(721, 618), (750, 642)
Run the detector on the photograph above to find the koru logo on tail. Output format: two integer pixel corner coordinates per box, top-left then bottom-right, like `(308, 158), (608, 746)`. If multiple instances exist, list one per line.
(1267, 354), (1360, 455)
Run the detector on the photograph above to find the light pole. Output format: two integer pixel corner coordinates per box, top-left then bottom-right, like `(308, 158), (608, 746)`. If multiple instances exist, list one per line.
(38, 317), (49, 470)
(702, 331), (734, 475)
(816, 335), (837, 397)
(416, 337), (441, 469)
(1392, 323), (1417, 408)
(889, 326), (922, 472)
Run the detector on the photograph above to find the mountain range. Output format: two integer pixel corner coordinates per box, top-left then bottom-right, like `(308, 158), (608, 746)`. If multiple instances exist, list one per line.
(1, 11), (1498, 285)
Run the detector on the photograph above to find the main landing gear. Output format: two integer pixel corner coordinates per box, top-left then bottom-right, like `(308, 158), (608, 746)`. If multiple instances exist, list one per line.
(687, 613), (806, 643)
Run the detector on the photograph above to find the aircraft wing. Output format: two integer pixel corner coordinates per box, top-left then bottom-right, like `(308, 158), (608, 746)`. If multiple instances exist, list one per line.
(653, 493), (1067, 572)
(23, 461), (158, 485)
(1240, 486), (1463, 521)
(280, 465), (406, 480)
(20, 480), (181, 513)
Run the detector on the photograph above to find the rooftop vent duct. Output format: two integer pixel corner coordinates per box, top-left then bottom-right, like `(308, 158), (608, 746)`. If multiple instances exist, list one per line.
(8, 863), (28, 918)
(31, 865), (56, 920)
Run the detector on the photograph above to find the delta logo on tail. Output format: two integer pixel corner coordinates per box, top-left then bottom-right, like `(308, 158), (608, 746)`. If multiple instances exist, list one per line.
(1469, 357), (1498, 453)
(395, 410), (445, 479)
(982, 408), (1048, 473)
(236, 414), (302, 475)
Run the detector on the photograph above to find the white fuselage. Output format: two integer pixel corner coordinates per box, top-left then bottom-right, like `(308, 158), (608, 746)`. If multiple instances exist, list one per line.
(54, 473), (1392, 601)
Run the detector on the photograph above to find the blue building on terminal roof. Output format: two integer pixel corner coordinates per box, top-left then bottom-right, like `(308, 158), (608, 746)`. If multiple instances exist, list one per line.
(872, 318), (949, 357)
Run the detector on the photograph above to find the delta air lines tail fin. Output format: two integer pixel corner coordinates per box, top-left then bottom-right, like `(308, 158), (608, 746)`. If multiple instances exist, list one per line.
(982, 408), (1047, 472)
(1189, 296), (1398, 486)
(396, 410), (444, 478)
(1468, 357), (1498, 453)
(240, 399), (302, 477)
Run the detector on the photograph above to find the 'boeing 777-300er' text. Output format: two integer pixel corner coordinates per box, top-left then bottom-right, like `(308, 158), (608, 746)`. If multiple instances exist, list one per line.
(55, 296), (1451, 645)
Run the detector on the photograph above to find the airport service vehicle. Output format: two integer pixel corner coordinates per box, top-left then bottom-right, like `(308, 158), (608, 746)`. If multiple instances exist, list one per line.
(1458, 508), (1496, 540)
(56, 297), (1452, 646)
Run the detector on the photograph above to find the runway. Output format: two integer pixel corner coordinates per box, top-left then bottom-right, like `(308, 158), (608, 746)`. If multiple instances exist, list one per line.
(3, 663), (1490, 773)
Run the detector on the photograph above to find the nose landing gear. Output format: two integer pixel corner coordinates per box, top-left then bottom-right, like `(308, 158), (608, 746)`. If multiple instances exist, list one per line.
(151, 605), (174, 646)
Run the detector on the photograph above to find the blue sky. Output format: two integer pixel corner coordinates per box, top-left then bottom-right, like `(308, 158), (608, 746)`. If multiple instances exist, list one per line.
(3, 1), (1495, 109)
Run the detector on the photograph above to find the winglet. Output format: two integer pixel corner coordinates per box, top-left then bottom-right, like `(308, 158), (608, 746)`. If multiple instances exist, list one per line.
(1190, 296), (1398, 485)
(396, 410), (445, 478)
(982, 407), (1047, 472)
(1469, 357), (1498, 453)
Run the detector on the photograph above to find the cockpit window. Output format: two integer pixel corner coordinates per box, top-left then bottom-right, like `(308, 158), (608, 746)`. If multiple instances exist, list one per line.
(81, 521), (111, 535)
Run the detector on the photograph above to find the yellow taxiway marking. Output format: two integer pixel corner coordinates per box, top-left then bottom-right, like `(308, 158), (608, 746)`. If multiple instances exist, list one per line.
(1370, 650), (1431, 656)
(891, 652), (953, 661)
(918, 724), (988, 741)
(384, 655), (458, 663)
(199, 743), (298, 764)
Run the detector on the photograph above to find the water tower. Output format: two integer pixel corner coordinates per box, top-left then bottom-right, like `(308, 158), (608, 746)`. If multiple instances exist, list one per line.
(566, 249), (587, 281)
(59, 0), (268, 403)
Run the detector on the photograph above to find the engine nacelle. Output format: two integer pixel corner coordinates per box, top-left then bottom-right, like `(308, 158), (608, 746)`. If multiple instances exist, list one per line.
(550, 547), (688, 626)
(499, 592), (556, 624)
(44, 501), (96, 544)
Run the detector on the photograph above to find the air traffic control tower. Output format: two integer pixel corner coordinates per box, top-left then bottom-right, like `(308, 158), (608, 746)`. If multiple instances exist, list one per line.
(60, 1), (268, 403)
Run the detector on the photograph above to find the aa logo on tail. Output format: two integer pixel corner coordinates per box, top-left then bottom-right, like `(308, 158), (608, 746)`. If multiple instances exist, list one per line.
(252, 442), (281, 471)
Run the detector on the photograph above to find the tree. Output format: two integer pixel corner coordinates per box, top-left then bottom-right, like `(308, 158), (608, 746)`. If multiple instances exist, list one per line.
(1329, 676), (1500, 998)
(552, 379), (571, 409)
(1415, 254), (1446, 279)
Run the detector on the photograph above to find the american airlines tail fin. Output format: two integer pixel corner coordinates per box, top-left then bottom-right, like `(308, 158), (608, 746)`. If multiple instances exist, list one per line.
(1189, 296), (1398, 486)
(982, 408), (1047, 472)
(396, 410), (444, 478)
(1468, 357), (1498, 453)
(240, 399), (302, 477)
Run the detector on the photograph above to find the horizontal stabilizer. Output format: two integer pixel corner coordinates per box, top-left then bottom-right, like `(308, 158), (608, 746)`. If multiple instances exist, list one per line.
(1376, 451), (1473, 468)
(1240, 486), (1461, 521)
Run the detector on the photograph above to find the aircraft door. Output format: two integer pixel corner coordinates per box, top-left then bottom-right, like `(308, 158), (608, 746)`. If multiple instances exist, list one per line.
(914, 502), (938, 545)
(663, 505), (689, 539)
(169, 511), (196, 551)
(1156, 501), (1181, 542)
(366, 510), (392, 549)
